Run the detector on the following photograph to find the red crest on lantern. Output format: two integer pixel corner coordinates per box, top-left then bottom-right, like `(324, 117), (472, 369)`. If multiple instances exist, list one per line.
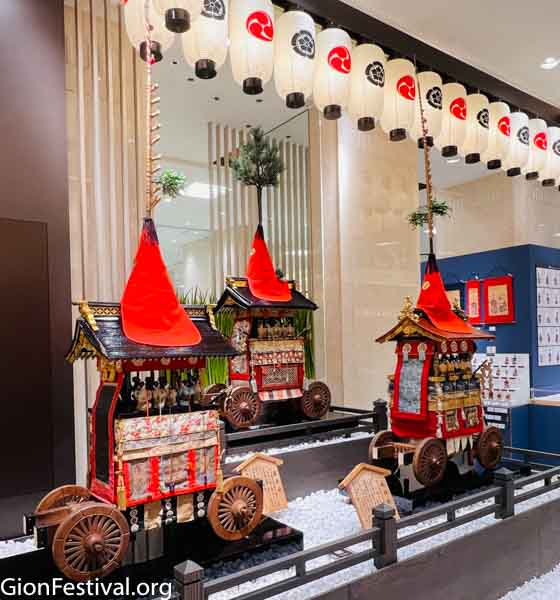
(397, 75), (416, 100)
(450, 97), (467, 120)
(498, 116), (511, 136)
(327, 46), (351, 74)
(246, 11), (274, 42)
(534, 131), (548, 151)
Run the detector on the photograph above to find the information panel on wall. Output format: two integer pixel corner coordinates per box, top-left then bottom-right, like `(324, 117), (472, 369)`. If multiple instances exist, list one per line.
(536, 266), (560, 366)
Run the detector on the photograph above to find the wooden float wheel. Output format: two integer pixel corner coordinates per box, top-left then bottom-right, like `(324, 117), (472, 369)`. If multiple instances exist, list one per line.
(368, 430), (394, 460)
(413, 438), (448, 487)
(36, 485), (91, 514)
(300, 381), (331, 420)
(52, 503), (129, 582)
(475, 426), (503, 470)
(224, 387), (261, 429)
(200, 383), (227, 407)
(207, 476), (263, 541)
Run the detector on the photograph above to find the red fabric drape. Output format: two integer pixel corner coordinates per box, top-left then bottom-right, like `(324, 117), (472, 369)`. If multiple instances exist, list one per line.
(121, 218), (201, 347)
(246, 226), (292, 302)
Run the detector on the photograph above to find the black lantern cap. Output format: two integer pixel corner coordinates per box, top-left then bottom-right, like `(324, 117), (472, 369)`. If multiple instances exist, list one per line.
(165, 8), (190, 33)
(358, 117), (375, 132)
(140, 41), (163, 64)
(196, 59), (217, 79)
(543, 178), (556, 187)
(390, 128), (406, 142)
(487, 159), (501, 170)
(243, 77), (263, 95)
(466, 153), (480, 164)
(442, 145), (458, 158)
(418, 136), (434, 149)
(324, 104), (342, 120)
(526, 171), (539, 181)
(287, 92), (305, 109)
(507, 167), (521, 177)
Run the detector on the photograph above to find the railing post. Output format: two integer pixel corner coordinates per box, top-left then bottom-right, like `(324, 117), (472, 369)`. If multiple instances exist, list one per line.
(373, 399), (388, 433)
(373, 503), (398, 569)
(174, 560), (204, 600)
(494, 467), (515, 519)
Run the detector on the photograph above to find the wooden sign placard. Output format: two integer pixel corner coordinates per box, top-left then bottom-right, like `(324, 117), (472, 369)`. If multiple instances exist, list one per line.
(339, 463), (399, 529)
(234, 453), (288, 514)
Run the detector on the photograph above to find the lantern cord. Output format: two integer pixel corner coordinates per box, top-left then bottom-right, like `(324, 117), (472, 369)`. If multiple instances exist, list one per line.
(416, 71), (435, 255)
(144, 0), (162, 218)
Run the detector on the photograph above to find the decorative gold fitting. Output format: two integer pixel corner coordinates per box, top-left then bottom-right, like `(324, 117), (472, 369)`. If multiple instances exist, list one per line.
(207, 304), (217, 330)
(78, 300), (99, 331)
(399, 296), (420, 323)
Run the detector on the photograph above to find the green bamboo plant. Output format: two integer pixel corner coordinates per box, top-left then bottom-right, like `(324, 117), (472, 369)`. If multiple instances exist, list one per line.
(294, 309), (316, 380)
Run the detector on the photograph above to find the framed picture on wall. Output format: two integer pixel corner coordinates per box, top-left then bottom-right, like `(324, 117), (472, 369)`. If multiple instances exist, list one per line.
(483, 275), (514, 324)
(445, 282), (464, 312)
(466, 279), (481, 324)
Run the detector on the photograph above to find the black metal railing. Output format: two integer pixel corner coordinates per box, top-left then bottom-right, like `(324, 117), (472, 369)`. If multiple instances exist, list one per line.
(174, 446), (560, 600)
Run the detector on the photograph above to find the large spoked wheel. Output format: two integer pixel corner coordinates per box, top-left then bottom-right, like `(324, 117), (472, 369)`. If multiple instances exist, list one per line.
(475, 426), (503, 469)
(300, 381), (331, 420)
(207, 477), (263, 541)
(52, 503), (129, 582)
(223, 387), (261, 430)
(413, 438), (448, 487)
(200, 383), (227, 407)
(369, 429), (398, 475)
(36, 485), (91, 513)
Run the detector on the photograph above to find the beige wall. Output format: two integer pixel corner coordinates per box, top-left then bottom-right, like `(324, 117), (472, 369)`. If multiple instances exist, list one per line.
(436, 174), (560, 258)
(310, 114), (420, 410)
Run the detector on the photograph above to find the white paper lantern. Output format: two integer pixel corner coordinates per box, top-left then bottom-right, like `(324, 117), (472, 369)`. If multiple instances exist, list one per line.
(460, 93), (489, 164)
(182, 0), (228, 79)
(435, 83), (467, 158)
(502, 112), (530, 177)
(230, 0), (275, 95)
(381, 58), (416, 141)
(313, 28), (352, 120)
(124, 0), (174, 62)
(348, 44), (386, 131)
(481, 101), (511, 170)
(274, 10), (316, 109)
(410, 71), (442, 147)
(153, 0), (204, 33)
(523, 118), (548, 181)
(540, 127), (560, 187)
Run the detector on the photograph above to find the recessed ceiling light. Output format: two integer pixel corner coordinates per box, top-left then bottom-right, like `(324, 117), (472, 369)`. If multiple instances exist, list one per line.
(447, 157), (461, 164)
(172, 59), (178, 65)
(540, 56), (560, 70)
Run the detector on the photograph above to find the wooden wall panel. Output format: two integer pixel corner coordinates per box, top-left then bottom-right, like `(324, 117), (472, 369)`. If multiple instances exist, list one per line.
(207, 123), (313, 296)
(64, 0), (146, 483)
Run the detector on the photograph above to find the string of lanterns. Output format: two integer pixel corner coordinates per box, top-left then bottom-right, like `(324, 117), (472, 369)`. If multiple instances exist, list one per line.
(122, 0), (560, 188)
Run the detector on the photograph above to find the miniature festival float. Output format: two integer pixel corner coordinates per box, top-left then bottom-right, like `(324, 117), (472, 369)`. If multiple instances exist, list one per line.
(24, 15), (264, 583)
(213, 128), (331, 430)
(370, 84), (503, 495)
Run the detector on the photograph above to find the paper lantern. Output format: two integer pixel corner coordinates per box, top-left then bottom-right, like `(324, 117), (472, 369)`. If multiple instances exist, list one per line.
(153, 0), (204, 33)
(230, 0), (275, 95)
(348, 44), (386, 131)
(435, 83), (467, 158)
(523, 119), (548, 180)
(481, 101), (511, 170)
(313, 27), (352, 120)
(460, 93), (489, 164)
(182, 0), (228, 79)
(501, 112), (529, 177)
(274, 10), (316, 109)
(381, 58), (416, 141)
(540, 127), (560, 187)
(410, 71), (442, 147)
(124, 0), (174, 62)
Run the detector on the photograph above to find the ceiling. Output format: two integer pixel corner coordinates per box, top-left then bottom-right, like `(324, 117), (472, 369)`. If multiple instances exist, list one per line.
(341, 0), (560, 110)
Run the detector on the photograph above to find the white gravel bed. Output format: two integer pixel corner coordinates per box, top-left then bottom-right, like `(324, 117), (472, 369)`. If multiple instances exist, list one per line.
(499, 564), (560, 599)
(225, 431), (372, 464)
(210, 476), (560, 600)
(0, 537), (37, 559)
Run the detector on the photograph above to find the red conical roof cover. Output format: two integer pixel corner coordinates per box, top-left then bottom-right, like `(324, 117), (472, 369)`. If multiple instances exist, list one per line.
(416, 254), (479, 335)
(247, 226), (292, 302)
(121, 218), (201, 347)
